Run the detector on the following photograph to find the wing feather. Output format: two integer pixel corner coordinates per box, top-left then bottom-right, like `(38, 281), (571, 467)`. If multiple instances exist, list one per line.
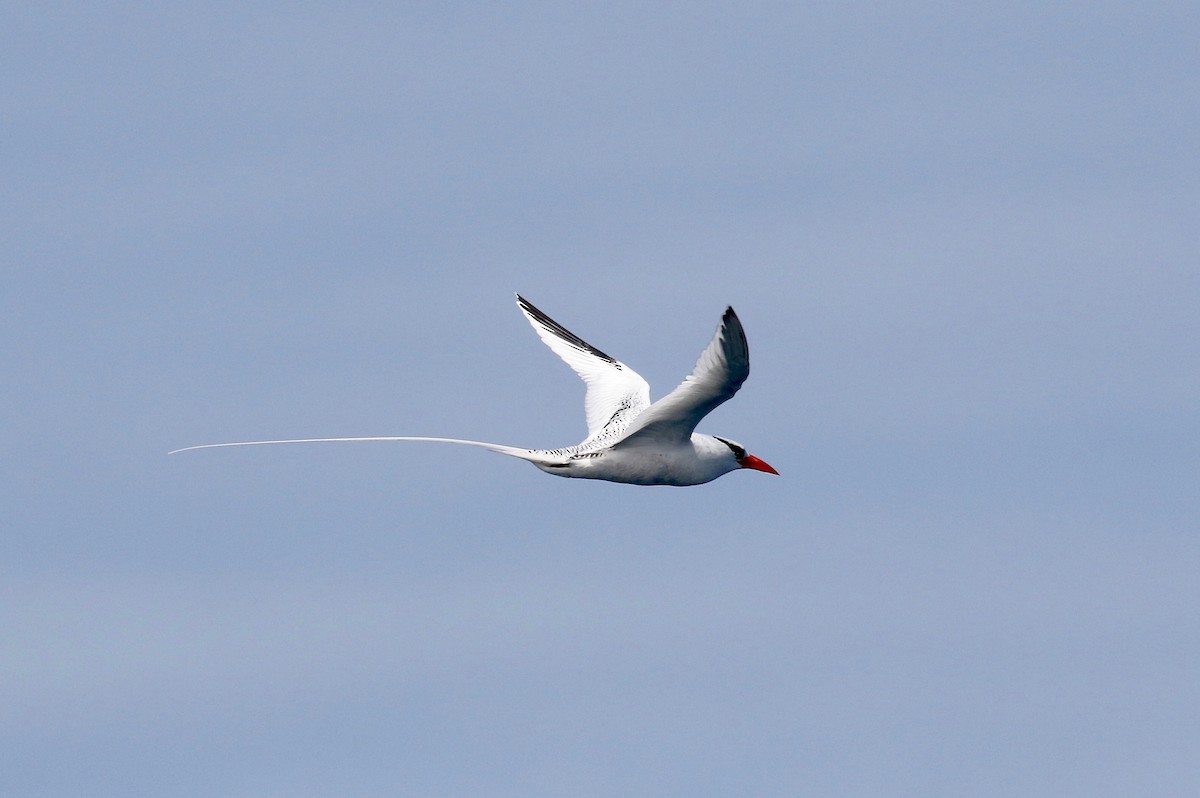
(614, 306), (750, 446)
(516, 294), (650, 438)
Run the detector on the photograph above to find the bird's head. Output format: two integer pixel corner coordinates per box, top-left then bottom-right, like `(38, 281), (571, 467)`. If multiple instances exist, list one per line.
(713, 436), (779, 476)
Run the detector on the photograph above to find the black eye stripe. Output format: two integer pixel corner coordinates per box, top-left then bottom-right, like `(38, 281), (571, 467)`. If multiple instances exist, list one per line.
(713, 436), (745, 459)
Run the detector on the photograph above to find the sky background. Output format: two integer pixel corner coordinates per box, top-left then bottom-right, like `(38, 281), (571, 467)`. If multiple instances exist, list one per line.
(4, 3), (1199, 796)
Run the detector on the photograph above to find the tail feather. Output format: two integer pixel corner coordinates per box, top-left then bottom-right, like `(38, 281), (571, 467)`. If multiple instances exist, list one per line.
(169, 436), (559, 464)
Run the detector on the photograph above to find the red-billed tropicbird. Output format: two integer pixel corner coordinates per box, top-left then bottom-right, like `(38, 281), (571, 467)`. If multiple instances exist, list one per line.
(171, 295), (778, 486)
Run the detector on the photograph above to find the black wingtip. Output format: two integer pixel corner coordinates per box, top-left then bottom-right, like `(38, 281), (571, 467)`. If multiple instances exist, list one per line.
(515, 294), (620, 366)
(720, 305), (749, 362)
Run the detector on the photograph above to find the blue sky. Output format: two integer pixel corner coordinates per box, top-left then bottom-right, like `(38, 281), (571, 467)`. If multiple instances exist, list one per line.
(4, 3), (1199, 796)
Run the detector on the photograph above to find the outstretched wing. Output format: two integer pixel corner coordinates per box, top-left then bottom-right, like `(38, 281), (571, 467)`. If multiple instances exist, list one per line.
(516, 294), (650, 439)
(613, 306), (750, 447)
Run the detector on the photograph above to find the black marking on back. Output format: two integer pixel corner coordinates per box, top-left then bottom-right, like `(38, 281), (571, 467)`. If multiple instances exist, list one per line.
(601, 397), (634, 429)
(517, 294), (620, 367)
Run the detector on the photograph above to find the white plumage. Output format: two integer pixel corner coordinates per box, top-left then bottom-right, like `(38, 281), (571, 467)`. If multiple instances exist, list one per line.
(172, 295), (778, 486)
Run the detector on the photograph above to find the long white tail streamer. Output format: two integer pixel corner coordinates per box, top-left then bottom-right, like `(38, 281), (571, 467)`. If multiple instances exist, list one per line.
(169, 436), (543, 461)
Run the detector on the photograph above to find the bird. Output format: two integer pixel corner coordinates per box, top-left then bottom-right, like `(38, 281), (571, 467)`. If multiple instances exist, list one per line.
(171, 294), (778, 486)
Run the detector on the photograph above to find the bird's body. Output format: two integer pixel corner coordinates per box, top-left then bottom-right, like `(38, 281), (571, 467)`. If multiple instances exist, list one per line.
(531, 434), (756, 486)
(172, 295), (777, 486)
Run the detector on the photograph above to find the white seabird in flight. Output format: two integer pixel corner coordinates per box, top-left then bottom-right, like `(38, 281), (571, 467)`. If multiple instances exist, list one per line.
(171, 295), (778, 486)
